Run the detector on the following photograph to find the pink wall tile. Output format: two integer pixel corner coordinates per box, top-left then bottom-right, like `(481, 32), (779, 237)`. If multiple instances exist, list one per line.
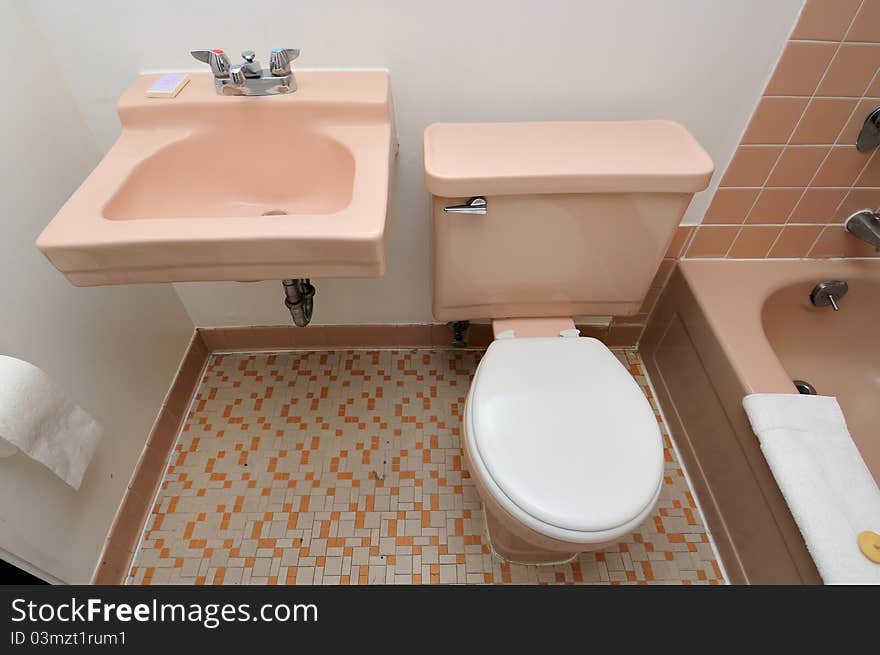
(686, 226), (740, 258)
(767, 225), (824, 258)
(764, 41), (838, 96)
(741, 97), (809, 144)
(845, 1), (880, 43)
(727, 226), (782, 258)
(676, 0), (880, 265)
(791, 0), (862, 41)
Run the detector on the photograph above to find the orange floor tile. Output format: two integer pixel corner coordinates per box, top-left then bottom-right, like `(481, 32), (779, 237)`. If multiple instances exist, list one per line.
(127, 348), (725, 585)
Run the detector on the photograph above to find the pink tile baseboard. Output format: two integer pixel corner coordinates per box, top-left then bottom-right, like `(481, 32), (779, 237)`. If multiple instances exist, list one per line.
(198, 321), (646, 351)
(200, 324), (441, 351)
(91, 331), (209, 584)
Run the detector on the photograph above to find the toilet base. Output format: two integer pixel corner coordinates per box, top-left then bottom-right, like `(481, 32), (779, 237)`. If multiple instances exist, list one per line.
(483, 504), (579, 565)
(463, 409), (616, 565)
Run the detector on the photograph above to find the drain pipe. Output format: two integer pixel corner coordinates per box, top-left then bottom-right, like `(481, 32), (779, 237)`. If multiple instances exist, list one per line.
(282, 279), (316, 327)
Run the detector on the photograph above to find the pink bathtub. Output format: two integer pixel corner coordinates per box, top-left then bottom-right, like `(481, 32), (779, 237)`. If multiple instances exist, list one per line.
(642, 258), (879, 584)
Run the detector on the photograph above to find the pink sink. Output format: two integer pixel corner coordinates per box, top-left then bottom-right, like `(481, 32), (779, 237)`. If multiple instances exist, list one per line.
(37, 72), (394, 285)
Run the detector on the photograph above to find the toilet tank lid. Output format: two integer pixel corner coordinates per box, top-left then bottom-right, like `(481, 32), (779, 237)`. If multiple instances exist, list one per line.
(423, 120), (714, 197)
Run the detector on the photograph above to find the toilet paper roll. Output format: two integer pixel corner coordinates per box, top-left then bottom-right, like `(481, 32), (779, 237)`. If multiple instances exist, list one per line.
(0, 355), (101, 490)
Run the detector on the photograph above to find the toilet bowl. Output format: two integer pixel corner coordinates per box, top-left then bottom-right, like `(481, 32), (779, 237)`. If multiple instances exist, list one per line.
(463, 329), (664, 562)
(423, 120), (713, 563)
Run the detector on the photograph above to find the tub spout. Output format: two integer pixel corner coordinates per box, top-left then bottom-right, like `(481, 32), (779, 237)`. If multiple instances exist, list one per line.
(845, 209), (880, 251)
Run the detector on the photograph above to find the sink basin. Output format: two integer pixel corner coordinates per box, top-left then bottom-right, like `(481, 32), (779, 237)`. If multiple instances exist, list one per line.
(37, 71), (394, 285)
(103, 129), (356, 219)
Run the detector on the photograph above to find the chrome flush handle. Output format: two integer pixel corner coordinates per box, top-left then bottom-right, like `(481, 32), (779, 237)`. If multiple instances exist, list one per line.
(444, 197), (488, 215)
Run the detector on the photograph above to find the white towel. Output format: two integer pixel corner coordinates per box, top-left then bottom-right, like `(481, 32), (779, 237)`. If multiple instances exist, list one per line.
(743, 393), (880, 584)
(0, 355), (101, 490)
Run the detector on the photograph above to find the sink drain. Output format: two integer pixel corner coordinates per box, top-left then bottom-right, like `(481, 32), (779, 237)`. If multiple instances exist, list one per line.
(261, 209), (288, 216)
(793, 379), (817, 395)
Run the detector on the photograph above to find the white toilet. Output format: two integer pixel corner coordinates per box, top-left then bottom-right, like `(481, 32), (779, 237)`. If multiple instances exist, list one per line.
(424, 120), (713, 562)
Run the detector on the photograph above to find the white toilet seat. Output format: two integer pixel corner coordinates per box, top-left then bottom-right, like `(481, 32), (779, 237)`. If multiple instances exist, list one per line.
(465, 337), (664, 544)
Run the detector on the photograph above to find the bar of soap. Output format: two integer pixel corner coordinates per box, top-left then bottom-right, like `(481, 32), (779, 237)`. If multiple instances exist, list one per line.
(146, 74), (189, 98)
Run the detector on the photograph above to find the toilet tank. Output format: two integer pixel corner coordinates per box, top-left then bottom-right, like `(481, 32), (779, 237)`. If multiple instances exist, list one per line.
(424, 121), (713, 321)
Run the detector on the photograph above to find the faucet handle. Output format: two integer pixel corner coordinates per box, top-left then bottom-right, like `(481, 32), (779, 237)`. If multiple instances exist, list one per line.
(220, 66), (248, 95)
(269, 48), (300, 76)
(191, 49), (231, 78)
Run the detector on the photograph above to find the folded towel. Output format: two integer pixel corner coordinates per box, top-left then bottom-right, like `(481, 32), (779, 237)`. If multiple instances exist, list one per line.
(743, 394), (880, 584)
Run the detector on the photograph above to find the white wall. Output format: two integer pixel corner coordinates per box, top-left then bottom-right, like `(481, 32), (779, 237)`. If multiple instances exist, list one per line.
(28, 0), (804, 326)
(0, 1), (194, 583)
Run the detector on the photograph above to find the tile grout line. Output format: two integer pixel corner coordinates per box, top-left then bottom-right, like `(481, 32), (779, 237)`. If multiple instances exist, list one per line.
(764, 94), (880, 100)
(787, 38), (877, 46)
(719, 184), (880, 188)
(759, 224), (781, 258)
(831, 100), (863, 148)
(803, 222), (828, 258)
(679, 225), (699, 258)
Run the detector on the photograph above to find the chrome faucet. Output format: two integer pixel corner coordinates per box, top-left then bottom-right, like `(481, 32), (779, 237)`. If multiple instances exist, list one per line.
(844, 209), (880, 251)
(191, 48), (300, 96)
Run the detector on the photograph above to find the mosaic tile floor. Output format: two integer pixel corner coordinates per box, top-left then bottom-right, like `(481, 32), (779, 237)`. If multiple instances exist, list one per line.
(128, 348), (725, 585)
